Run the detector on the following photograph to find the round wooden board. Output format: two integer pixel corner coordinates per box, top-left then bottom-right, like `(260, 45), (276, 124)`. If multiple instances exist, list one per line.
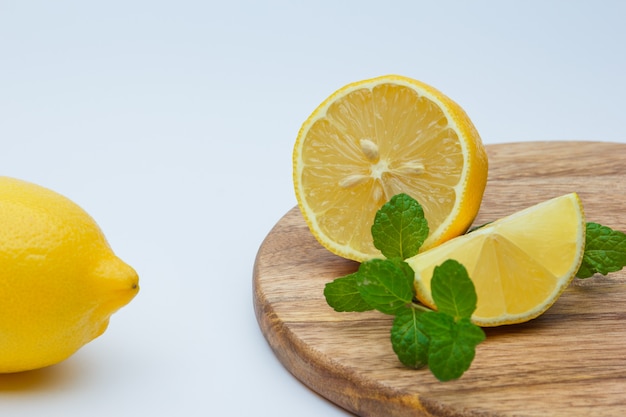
(253, 141), (626, 417)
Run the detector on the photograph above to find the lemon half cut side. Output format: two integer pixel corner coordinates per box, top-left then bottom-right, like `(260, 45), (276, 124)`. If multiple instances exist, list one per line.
(408, 193), (586, 326)
(293, 75), (488, 262)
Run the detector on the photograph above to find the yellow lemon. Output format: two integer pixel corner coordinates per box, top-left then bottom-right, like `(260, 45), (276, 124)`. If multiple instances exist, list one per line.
(293, 75), (488, 262)
(0, 176), (139, 372)
(409, 193), (585, 326)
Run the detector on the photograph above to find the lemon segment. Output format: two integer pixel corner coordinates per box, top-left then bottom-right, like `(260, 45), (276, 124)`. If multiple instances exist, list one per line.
(0, 176), (139, 372)
(294, 75), (488, 262)
(408, 193), (586, 326)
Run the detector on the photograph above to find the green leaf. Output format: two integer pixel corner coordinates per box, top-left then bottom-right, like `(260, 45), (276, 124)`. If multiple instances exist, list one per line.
(431, 259), (477, 319)
(577, 222), (626, 278)
(391, 307), (429, 369)
(418, 312), (485, 381)
(390, 257), (417, 286)
(324, 273), (374, 312)
(355, 259), (414, 315)
(371, 193), (429, 260)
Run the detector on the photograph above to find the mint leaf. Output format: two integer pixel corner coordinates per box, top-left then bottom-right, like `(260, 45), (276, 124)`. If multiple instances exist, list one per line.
(324, 273), (374, 312)
(431, 259), (477, 319)
(371, 193), (428, 260)
(418, 312), (485, 381)
(355, 258), (414, 315)
(390, 257), (417, 285)
(577, 222), (626, 278)
(391, 307), (429, 368)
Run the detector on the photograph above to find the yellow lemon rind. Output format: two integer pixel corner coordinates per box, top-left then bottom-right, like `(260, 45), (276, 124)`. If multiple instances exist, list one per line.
(293, 74), (488, 262)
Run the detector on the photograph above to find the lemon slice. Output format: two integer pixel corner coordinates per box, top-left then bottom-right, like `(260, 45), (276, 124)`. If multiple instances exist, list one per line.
(408, 193), (586, 326)
(293, 75), (488, 262)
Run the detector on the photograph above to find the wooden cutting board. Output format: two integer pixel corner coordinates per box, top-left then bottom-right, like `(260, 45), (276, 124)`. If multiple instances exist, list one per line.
(253, 141), (626, 417)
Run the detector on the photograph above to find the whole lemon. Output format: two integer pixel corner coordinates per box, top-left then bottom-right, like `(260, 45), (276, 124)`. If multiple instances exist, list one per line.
(0, 176), (139, 373)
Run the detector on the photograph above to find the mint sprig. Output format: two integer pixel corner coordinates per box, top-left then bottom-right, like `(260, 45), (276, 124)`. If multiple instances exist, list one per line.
(324, 193), (484, 381)
(577, 222), (626, 278)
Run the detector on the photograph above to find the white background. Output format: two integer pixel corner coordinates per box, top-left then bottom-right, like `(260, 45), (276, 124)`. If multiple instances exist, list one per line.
(1, 1), (625, 416)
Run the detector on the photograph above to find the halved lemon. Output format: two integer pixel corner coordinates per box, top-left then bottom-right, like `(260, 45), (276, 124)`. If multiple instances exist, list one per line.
(293, 75), (488, 262)
(408, 193), (586, 326)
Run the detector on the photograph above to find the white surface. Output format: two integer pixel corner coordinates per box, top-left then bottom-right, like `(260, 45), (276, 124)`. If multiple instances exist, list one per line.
(1, 1), (625, 416)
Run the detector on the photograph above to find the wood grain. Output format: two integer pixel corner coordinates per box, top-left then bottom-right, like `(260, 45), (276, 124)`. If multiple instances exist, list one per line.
(253, 141), (626, 417)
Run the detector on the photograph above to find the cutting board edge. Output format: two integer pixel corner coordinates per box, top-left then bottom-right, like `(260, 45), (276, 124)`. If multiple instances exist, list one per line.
(253, 225), (467, 417)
